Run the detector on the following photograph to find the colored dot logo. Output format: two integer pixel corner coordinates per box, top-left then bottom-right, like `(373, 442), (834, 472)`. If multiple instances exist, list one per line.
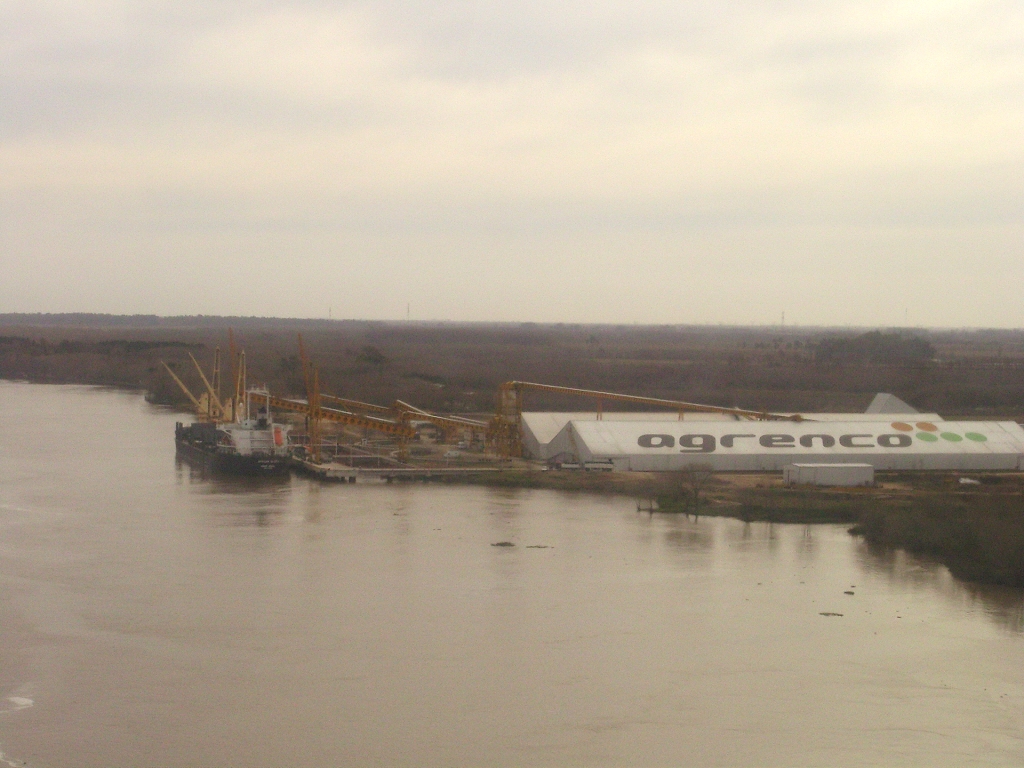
(890, 422), (987, 443)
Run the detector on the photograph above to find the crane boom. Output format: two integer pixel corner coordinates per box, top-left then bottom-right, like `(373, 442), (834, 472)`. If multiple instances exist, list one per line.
(188, 352), (225, 419)
(321, 394), (394, 414)
(489, 380), (804, 457)
(247, 392), (416, 438)
(160, 361), (204, 413)
(500, 381), (798, 421)
(393, 399), (488, 436)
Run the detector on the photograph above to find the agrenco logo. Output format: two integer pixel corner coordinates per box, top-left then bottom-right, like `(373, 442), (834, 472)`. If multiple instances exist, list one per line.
(637, 421), (988, 453)
(889, 421), (988, 444)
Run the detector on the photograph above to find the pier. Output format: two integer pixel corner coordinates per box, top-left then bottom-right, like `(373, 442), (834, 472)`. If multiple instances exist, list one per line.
(294, 459), (507, 483)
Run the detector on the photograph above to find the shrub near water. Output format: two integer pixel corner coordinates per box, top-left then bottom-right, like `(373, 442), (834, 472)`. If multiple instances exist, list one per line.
(851, 495), (1024, 587)
(732, 488), (869, 524)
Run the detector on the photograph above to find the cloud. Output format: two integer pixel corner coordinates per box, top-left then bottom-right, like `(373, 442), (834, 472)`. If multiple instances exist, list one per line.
(1, 1), (1023, 322)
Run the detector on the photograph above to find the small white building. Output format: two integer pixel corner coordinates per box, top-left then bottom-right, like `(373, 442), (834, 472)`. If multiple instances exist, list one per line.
(783, 463), (874, 487)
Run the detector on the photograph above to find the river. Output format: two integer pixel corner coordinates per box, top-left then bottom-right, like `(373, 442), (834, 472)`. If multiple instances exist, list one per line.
(1, 381), (1024, 766)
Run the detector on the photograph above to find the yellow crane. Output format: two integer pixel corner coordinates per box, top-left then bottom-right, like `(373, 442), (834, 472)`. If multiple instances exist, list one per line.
(321, 394), (393, 415)
(226, 329), (242, 422)
(290, 335), (488, 460)
(297, 334), (323, 461)
(160, 361), (204, 415)
(160, 329), (253, 424)
(161, 349), (228, 422)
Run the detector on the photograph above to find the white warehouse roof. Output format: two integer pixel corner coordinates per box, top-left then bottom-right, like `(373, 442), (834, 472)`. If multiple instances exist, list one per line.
(521, 411), (738, 459)
(549, 419), (1024, 472)
(522, 410), (942, 460)
(865, 392), (919, 414)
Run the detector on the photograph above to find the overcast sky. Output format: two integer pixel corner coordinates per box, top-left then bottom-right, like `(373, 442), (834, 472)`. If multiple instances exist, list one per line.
(2, 1), (1022, 326)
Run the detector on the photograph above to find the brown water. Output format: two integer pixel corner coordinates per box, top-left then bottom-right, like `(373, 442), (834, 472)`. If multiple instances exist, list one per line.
(2, 381), (1024, 766)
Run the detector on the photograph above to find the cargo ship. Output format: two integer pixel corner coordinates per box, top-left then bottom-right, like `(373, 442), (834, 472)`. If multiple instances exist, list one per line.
(163, 349), (293, 476)
(175, 401), (292, 476)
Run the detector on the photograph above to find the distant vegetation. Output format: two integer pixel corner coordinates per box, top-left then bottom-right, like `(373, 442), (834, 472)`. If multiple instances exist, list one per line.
(1, 316), (1023, 421)
(814, 331), (935, 365)
(0, 336), (201, 355)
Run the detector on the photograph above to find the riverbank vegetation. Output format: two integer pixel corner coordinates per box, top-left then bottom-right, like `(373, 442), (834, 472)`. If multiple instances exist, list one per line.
(851, 495), (1024, 587)
(668, 473), (1024, 587)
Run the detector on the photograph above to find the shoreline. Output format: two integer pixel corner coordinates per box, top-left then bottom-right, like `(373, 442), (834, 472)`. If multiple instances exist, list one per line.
(455, 469), (1024, 586)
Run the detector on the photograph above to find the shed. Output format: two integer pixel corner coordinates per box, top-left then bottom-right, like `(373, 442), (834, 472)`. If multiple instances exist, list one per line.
(783, 463), (874, 487)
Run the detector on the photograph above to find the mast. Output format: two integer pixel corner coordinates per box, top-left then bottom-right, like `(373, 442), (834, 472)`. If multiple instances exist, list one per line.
(237, 350), (249, 422)
(212, 347), (221, 415)
(228, 329), (239, 422)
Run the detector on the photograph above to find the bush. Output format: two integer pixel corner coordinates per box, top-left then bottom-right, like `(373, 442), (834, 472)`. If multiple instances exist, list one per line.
(851, 496), (1024, 586)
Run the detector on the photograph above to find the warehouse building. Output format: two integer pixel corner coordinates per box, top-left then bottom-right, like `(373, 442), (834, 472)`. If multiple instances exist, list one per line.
(522, 393), (941, 461)
(522, 394), (1024, 472)
(541, 418), (1024, 472)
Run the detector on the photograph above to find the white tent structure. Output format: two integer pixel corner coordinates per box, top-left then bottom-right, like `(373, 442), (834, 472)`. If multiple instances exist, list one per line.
(544, 419), (1024, 472)
(522, 411), (739, 460)
(521, 391), (942, 461)
(865, 392), (919, 414)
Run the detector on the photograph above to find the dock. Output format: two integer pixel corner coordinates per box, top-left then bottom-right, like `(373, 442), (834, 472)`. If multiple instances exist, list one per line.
(294, 459), (507, 483)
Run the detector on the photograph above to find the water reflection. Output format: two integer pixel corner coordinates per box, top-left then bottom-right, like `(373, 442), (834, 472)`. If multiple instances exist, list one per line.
(970, 585), (1024, 633)
(633, 507), (1024, 639)
(658, 515), (715, 552)
(855, 538), (1024, 633)
(722, 519), (781, 545)
(174, 458), (294, 526)
(794, 525), (818, 562)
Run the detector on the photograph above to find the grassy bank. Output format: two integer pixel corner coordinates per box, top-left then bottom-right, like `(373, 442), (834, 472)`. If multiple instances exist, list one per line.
(462, 470), (882, 523)
(669, 488), (871, 524)
(664, 478), (1024, 587)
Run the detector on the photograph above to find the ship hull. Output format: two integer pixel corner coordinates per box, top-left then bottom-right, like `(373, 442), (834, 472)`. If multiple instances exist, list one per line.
(212, 448), (291, 476)
(175, 422), (292, 477)
(175, 439), (291, 476)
